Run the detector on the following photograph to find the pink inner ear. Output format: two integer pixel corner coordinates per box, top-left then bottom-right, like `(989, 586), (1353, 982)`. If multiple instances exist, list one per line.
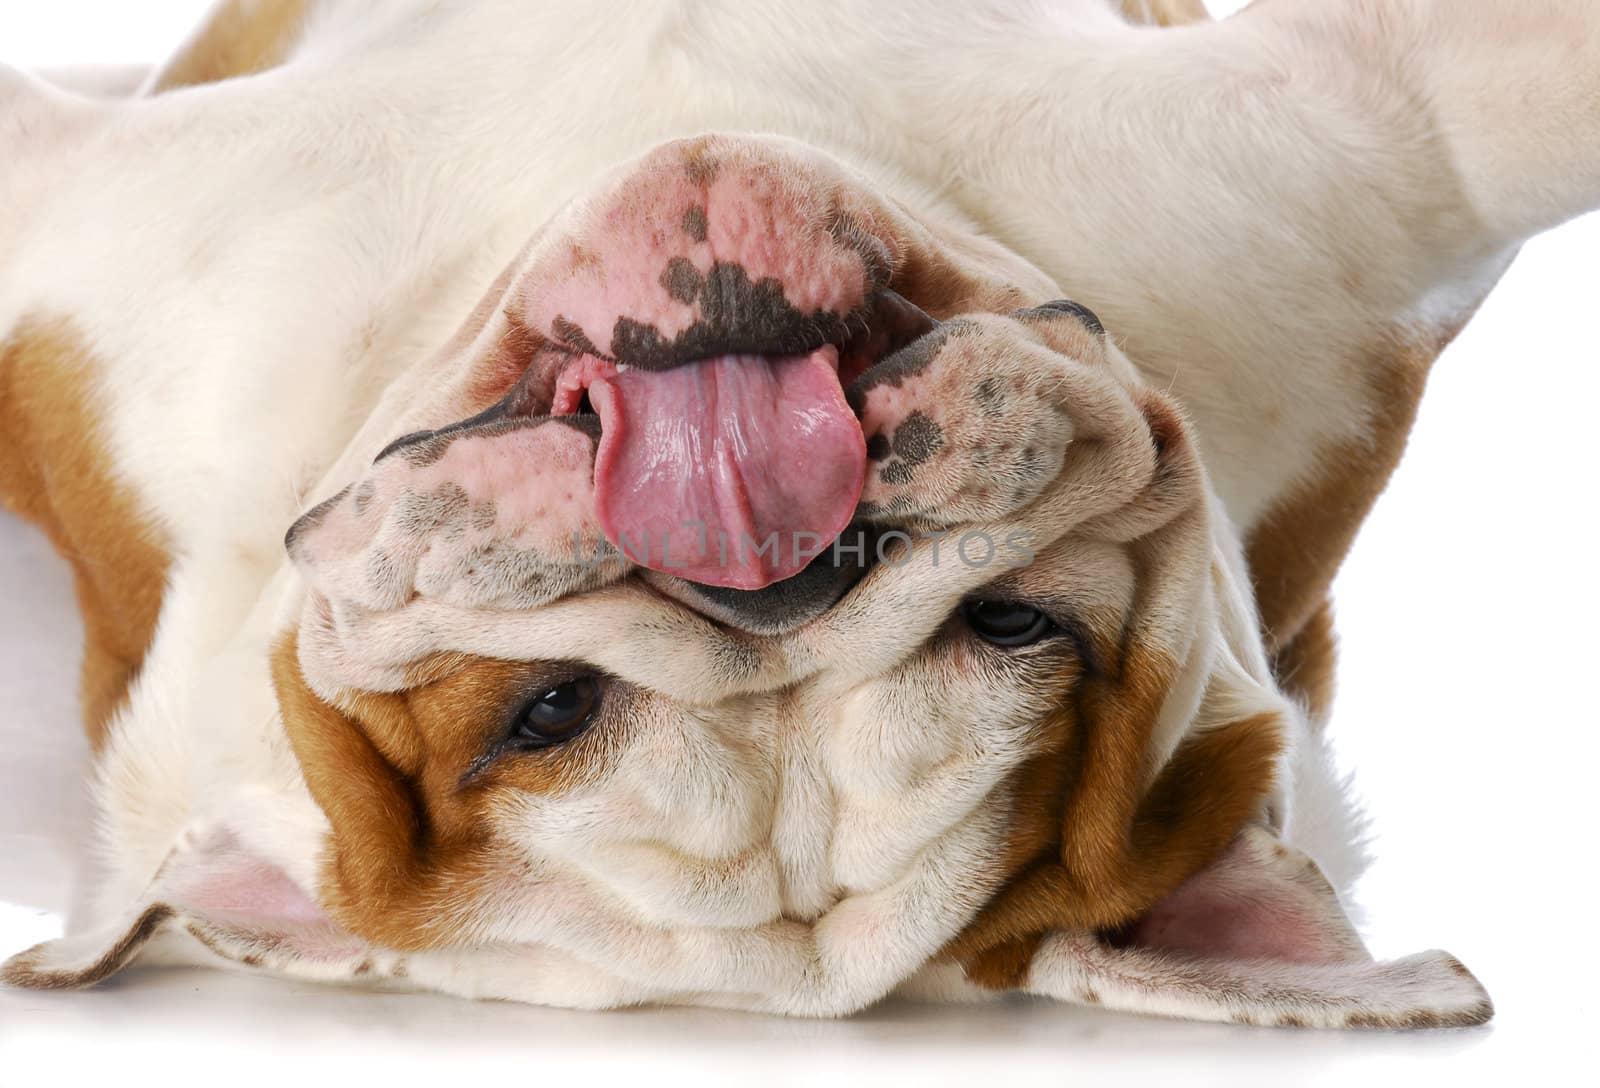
(1127, 832), (1366, 966)
(155, 832), (373, 967)
(170, 851), (329, 928)
(163, 835), (330, 929)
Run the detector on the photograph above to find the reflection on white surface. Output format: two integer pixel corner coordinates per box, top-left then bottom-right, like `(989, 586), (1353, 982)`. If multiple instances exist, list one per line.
(0, 969), (1498, 1085)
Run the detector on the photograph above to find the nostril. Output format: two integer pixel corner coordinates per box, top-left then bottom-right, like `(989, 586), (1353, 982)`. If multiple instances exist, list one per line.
(837, 288), (939, 386)
(879, 288), (939, 346)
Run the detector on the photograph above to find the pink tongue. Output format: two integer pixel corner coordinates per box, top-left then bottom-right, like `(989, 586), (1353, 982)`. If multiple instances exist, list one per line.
(588, 347), (865, 589)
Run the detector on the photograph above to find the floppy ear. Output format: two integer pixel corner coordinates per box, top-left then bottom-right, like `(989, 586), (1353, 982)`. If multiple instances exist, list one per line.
(1024, 825), (1492, 1029)
(0, 823), (393, 990)
(945, 391), (1490, 1028)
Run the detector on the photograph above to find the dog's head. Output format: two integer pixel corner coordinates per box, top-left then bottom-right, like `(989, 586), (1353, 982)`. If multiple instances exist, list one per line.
(3, 136), (1489, 1027)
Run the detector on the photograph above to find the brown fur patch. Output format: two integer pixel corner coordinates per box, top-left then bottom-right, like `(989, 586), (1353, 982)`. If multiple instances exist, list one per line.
(270, 633), (602, 950)
(149, 0), (313, 92)
(948, 698), (1286, 984)
(1118, 0), (1211, 28)
(1247, 322), (1480, 654)
(0, 319), (172, 746)
(1246, 340), (1428, 651)
(961, 933), (1044, 991)
(680, 138), (721, 187)
(946, 410), (1285, 984)
(1270, 595), (1338, 723)
(892, 220), (1037, 321)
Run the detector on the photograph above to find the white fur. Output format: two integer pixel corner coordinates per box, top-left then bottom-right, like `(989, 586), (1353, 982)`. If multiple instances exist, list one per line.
(4, 0), (1594, 1025)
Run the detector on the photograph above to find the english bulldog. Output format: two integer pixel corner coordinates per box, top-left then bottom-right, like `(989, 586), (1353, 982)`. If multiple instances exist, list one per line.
(3, 0), (1593, 1029)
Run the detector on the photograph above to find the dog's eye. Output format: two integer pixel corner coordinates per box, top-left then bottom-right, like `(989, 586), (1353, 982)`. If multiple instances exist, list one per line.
(514, 677), (600, 747)
(964, 600), (1053, 648)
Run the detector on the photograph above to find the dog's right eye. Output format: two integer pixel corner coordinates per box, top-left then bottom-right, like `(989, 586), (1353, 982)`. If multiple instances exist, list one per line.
(513, 677), (600, 747)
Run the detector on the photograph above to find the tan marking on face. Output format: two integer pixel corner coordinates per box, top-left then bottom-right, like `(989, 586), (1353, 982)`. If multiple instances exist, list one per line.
(456, 244), (556, 408)
(0, 318), (172, 746)
(960, 933), (1045, 991)
(679, 137), (721, 186)
(148, 0), (313, 92)
(948, 673), (1285, 989)
(892, 218), (1042, 320)
(270, 632), (606, 950)
(1118, 0), (1211, 27)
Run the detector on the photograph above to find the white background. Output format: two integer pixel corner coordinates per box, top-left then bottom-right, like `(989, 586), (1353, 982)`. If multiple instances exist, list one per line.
(0, 2), (1594, 1084)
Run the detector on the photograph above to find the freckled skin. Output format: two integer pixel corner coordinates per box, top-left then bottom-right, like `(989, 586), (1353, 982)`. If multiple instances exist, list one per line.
(608, 260), (855, 369)
(890, 413), (944, 466)
(288, 418), (621, 612)
(851, 313), (1083, 528)
(291, 286), (1103, 615)
(519, 142), (898, 367)
(682, 205), (708, 243)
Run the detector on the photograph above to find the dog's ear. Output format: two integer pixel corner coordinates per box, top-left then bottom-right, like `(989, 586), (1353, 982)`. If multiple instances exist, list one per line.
(946, 390), (1491, 1029)
(0, 823), (391, 991)
(1023, 825), (1493, 1029)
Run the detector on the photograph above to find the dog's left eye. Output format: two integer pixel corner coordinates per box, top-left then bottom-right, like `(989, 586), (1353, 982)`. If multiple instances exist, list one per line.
(963, 600), (1054, 648)
(514, 677), (601, 747)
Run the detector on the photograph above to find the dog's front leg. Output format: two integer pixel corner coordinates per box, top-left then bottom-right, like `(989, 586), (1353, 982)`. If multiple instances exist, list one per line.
(1344, 0), (1600, 248)
(944, 1), (1599, 653)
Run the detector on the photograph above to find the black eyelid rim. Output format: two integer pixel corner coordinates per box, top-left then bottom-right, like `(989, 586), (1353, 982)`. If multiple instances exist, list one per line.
(962, 597), (1099, 670)
(963, 598), (1052, 645)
